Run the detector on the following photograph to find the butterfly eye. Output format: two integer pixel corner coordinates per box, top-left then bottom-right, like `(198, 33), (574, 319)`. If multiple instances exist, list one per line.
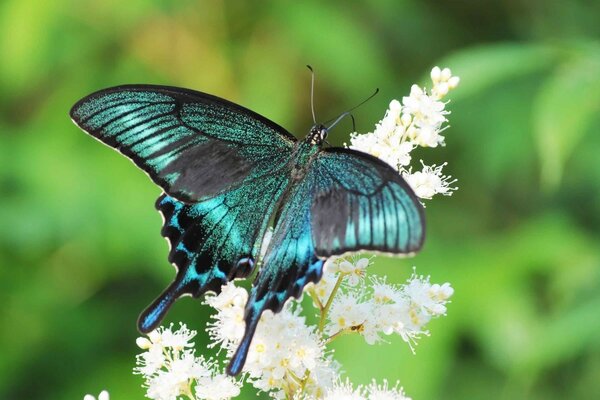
(320, 127), (329, 140)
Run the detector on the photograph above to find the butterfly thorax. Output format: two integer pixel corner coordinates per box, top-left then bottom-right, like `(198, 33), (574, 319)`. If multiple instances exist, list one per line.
(290, 139), (320, 180)
(306, 124), (328, 145)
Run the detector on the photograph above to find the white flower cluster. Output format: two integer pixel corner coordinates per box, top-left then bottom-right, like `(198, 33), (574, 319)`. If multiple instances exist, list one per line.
(314, 379), (411, 400)
(198, 258), (453, 399)
(205, 284), (337, 398)
(349, 66), (459, 200)
(315, 258), (454, 349)
(135, 323), (241, 400)
(131, 266), (452, 400)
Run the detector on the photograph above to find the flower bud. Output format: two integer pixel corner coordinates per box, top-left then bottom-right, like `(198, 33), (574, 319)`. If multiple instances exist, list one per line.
(448, 76), (460, 89)
(441, 68), (452, 81)
(136, 337), (152, 349)
(435, 82), (449, 97)
(148, 330), (161, 344)
(430, 66), (441, 82)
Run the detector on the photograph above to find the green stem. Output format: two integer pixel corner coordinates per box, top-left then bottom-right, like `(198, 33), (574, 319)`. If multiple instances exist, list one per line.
(298, 370), (311, 396)
(183, 381), (195, 399)
(324, 327), (352, 344)
(308, 287), (324, 311)
(318, 273), (346, 332)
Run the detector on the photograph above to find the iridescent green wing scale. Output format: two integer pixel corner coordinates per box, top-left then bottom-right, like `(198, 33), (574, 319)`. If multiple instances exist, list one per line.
(70, 85), (296, 202)
(142, 169), (289, 333)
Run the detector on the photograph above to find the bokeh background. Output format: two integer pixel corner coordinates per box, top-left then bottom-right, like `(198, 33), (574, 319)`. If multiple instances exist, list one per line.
(1, 1), (600, 399)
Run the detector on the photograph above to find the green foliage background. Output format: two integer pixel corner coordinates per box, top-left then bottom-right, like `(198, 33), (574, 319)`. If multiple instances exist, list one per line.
(1, 1), (599, 399)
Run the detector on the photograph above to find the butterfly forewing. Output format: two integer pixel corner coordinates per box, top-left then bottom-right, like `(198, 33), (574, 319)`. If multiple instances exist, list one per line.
(70, 85), (296, 202)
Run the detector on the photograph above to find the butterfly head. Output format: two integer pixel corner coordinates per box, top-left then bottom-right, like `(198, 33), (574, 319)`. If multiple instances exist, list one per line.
(307, 124), (329, 145)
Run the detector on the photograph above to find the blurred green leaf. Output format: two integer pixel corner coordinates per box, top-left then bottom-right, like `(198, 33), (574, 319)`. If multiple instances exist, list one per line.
(533, 45), (600, 190)
(275, 1), (394, 96)
(437, 43), (559, 101)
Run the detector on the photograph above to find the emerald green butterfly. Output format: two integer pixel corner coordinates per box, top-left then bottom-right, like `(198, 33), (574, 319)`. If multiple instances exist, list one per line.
(70, 85), (424, 375)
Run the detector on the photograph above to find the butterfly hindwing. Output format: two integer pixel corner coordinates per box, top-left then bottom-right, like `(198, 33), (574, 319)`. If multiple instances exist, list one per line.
(139, 168), (290, 333)
(70, 85), (296, 202)
(311, 148), (425, 256)
(228, 172), (324, 375)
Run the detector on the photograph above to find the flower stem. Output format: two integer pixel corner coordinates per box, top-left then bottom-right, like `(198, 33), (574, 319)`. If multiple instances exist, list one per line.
(318, 273), (346, 332)
(324, 327), (352, 344)
(308, 287), (324, 311)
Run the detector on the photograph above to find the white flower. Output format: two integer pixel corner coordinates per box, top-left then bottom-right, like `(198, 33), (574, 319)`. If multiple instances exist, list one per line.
(83, 390), (109, 400)
(305, 357), (340, 397)
(402, 84), (448, 137)
(403, 161), (457, 199)
(430, 283), (455, 304)
(205, 284), (248, 348)
(349, 66), (459, 198)
(371, 278), (398, 305)
(205, 282), (248, 311)
(403, 273), (454, 317)
(195, 374), (241, 400)
(146, 371), (184, 400)
(338, 257), (370, 287)
(205, 282), (328, 397)
(366, 380), (411, 400)
(323, 380), (365, 400)
(349, 120), (413, 169)
(135, 324), (239, 400)
(136, 344), (166, 376)
(326, 292), (370, 335)
(321, 263), (453, 348)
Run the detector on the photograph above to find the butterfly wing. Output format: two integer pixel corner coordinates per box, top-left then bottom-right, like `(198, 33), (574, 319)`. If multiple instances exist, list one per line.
(228, 172), (324, 375)
(70, 85), (296, 202)
(311, 148), (425, 256)
(139, 166), (289, 333)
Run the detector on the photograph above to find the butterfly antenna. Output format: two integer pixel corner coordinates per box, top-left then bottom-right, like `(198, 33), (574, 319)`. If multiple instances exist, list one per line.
(307, 65), (317, 124)
(325, 88), (379, 130)
(324, 114), (352, 146)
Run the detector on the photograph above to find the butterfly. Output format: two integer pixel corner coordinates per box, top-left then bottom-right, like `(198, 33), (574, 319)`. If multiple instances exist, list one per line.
(70, 84), (425, 375)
